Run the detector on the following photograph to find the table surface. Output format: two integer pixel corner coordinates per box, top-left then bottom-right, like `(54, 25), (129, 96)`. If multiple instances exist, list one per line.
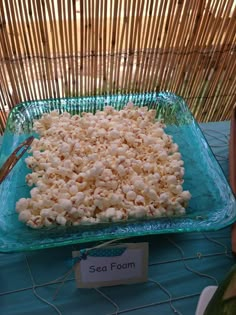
(0, 121), (235, 315)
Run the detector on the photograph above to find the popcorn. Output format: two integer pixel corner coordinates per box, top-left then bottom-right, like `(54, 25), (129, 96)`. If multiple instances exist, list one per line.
(16, 103), (191, 228)
(166, 175), (177, 186)
(58, 199), (73, 212)
(135, 195), (145, 206)
(180, 191), (192, 200)
(16, 198), (30, 213)
(19, 210), (32, 222)
(40, 208), (53, 218)
(126, 191), (137, 201)
(56, 215), (67, 226)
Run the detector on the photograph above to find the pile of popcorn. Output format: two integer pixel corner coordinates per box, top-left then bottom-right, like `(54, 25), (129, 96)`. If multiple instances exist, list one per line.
(16, 103), (191, 228)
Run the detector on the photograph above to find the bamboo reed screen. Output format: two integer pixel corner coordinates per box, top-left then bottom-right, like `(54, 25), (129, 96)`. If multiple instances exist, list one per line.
(0, 0), (235, 134)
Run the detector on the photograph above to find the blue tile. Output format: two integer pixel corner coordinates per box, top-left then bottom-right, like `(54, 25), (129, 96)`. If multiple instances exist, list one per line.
(0, 253), (32, 294)
(172, 295), (200, 315)
(100, 281), (168, 312)
(36, 282), (116, 315)
(0, 289), (55, 315)
(120, 304), (174, 315)
(25, 246), (74, 285)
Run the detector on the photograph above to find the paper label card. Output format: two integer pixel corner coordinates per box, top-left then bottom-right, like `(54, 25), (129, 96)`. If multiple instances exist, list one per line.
(73, 242), (149, 288)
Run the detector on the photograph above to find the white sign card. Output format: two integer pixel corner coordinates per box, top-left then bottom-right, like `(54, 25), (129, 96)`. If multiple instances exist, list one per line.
(73, 242), (149, 288)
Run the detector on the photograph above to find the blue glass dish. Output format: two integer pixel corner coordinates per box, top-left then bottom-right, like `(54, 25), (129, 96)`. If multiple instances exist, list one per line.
(0, 92), (235, 252)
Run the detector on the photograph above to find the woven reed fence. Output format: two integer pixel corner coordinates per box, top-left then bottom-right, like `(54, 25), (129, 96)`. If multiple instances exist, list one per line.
(0, 0), (235, 134)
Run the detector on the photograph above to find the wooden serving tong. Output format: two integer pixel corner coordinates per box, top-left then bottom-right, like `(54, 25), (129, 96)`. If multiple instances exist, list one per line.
(229, 106), (236, 253)
(0, 136), (34, 184)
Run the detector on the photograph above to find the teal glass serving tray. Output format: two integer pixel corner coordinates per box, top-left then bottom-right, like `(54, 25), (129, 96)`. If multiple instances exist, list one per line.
(0, 92), (235, 252)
